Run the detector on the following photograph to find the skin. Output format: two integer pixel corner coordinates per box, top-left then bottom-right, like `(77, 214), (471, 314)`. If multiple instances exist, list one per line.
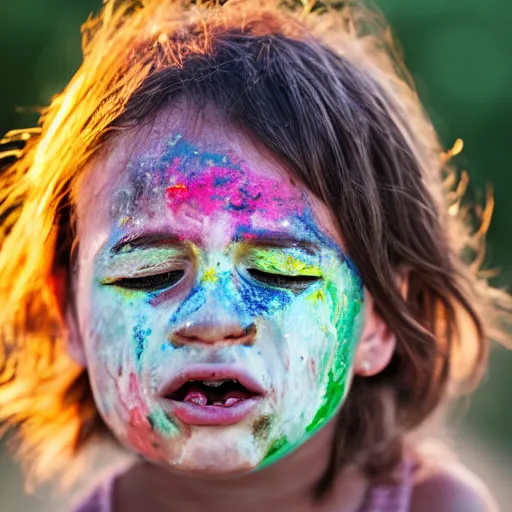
(70, 103), (397, 511)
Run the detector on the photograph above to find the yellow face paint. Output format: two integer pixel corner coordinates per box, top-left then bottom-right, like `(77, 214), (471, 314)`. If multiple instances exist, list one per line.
(307, 288), (325, 304)
(240, 247), (322, 277)
(202, 267), (219, 283)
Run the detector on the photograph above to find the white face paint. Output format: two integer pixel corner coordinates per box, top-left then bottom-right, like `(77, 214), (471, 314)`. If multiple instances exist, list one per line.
(75, 108), (364, 474)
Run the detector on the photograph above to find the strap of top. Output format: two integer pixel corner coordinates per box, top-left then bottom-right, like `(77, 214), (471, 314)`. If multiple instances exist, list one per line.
(72, 472), (116, 512)
(357, 459), (414, 512)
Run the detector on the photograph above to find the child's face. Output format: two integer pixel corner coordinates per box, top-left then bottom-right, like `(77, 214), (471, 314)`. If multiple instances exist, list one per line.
(75, 106), (364, 473)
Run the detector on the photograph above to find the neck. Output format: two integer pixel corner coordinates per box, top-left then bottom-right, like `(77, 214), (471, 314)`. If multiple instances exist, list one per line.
(116, 422), (368, 512)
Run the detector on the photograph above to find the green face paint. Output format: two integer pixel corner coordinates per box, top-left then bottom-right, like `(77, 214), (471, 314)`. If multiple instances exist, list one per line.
(258, 255), (363, 468)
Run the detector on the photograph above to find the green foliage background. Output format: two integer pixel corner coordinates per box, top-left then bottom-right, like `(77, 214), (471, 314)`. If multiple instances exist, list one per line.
(0, 0), (510, 453)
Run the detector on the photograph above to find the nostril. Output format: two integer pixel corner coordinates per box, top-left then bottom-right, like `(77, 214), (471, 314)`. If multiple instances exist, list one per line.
(239, 324), (257, 345)
(223, 324), (256, 346)
(167, 332), (189, 347)
(242, 324), (257, 337)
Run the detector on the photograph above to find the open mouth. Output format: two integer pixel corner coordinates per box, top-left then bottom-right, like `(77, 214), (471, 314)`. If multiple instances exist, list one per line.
(166, 379), (258, 408)
(159, 366), (265, 426)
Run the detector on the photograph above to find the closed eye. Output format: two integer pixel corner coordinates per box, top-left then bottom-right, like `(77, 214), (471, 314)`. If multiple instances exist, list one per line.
(106, 270), (185, 291)
(247, 269), (321, 292)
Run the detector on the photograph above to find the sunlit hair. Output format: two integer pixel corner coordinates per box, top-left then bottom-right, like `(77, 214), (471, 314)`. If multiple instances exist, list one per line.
(0, 0), (510, 493)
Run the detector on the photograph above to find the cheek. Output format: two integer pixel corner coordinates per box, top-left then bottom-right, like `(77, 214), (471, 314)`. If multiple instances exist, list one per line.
(86, 290), (133, 370)
(308, 267), (364, 425)
(84, 289), (136, 420)
(274, 297), (332, 428)
(84, 287), (158, 414)
(277, 291), (337, 404)
(283, 276), (363, 373)
(84, 287), (179, 457)
(278, 265), (364, 424)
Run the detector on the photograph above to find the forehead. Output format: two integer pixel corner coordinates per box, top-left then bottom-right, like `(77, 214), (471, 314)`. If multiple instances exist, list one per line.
(76, 105), (341, 248)
(79, 105), (290, 201)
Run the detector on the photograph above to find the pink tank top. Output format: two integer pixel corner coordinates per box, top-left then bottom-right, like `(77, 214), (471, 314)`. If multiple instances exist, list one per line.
(73, 461), (414, 512)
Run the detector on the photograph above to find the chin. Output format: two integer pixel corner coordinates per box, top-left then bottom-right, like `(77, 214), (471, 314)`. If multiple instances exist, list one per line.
(176, 458), (255, 476)
(163, 426), (264, 475)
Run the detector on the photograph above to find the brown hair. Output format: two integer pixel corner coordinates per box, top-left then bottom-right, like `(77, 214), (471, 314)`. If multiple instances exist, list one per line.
(0, 0), (510, 494)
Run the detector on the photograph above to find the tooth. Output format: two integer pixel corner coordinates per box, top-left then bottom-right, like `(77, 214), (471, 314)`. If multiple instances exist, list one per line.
(201, 380), (228, 387)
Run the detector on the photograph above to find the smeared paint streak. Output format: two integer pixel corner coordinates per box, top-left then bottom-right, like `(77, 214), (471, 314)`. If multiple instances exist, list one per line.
(307, 288), (325, 303)
(162, 158), (303, 225)
(242, 247), (322, 277)
(260, 435), (290, 469)
(252, 416), (272, 441)
(306, 274), (363, 433)
(237, 270), (295, 318)
(117, 373), (168, 462)
(148, 408), (179, 437)
(133, 321), (151, 361)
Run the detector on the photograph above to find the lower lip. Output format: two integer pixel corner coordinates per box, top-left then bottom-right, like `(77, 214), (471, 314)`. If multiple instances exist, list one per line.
(161, 397), (261, 426)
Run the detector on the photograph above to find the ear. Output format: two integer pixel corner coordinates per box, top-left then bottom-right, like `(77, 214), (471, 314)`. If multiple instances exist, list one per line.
(50, 266), (86, 367)
(353, 290), (396, 377)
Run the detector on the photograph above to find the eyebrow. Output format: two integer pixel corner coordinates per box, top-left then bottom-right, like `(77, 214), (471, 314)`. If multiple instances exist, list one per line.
(109, 233), (184, 254)
(108, 231), (320, 255)
(239, 235), (320, 254)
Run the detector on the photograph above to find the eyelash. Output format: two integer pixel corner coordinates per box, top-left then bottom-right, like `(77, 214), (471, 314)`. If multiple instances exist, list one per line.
(105, 268), (320, 293)
(108, 270), (185, 291)
(247, 269), (321, 292)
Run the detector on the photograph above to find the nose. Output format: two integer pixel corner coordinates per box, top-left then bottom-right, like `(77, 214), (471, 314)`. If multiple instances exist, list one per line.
(167, 270), (257, 347)
(169, 313), (256, 347)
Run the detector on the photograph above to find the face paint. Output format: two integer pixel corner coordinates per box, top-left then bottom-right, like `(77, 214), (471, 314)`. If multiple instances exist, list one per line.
(81, 132), (364, 474)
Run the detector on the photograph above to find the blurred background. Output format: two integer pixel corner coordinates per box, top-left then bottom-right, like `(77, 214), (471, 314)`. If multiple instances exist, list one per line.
(0, 0), (510, 510)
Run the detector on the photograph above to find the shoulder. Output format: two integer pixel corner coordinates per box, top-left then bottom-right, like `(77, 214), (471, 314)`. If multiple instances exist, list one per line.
(410, 462), (498, 512)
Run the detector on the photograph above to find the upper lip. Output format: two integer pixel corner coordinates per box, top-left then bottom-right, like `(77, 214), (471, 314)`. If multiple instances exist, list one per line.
(158, 364), (267, 398)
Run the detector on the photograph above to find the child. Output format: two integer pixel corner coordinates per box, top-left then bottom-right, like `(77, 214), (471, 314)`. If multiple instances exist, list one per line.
(0, 1), (508, 510)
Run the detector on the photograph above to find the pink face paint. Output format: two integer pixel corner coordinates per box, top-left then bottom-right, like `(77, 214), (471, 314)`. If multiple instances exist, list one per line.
(166, 160), (302, 216)
(116, 373), (167, 461)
